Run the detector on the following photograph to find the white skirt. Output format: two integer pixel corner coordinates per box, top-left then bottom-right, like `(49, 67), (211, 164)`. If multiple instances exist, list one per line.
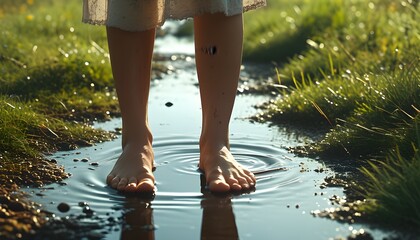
(83, 0), (266, 31)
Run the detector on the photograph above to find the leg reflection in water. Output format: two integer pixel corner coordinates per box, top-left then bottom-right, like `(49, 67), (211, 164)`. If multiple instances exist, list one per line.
(200, 175), (239, 240)
(121, 196), (155, 240)
(119, 177), (242, 240)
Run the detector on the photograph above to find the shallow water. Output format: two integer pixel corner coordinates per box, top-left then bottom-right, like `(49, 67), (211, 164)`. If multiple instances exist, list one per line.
(25, 32), (392, 240)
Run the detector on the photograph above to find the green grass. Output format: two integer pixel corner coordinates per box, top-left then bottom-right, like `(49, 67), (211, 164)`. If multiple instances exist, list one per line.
(246, 0), (420, 229)
(1, 0), (419, 232)
(0, 96), (113, 186)
(0, 0), (117, 185)
(243, 0), (345, 62)
(360, 146), (420, 228)
(258, 0), (420, 157)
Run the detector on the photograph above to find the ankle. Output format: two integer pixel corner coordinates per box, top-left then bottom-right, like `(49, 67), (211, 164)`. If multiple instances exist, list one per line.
(199, 136), (230, 153)
(122, 125), (153, 148)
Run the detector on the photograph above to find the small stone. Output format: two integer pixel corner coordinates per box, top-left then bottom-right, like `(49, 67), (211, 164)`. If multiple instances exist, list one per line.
(165, 102), (173, 107)
(57, 202), (70, 212)
(73, 159), (79, 162)
(90, 162), (99, 166)
(295, 204), (300, 209)
(78, 202), (89, 207)
(83, 206), (94, 217)
(81, 158), (89, 162)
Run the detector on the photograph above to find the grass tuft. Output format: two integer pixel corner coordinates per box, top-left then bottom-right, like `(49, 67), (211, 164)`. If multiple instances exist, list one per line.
(360, 145), (420, 228)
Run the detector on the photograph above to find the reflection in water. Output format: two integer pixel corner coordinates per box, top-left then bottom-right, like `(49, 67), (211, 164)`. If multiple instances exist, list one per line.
(121, 196), (155, 240)
(201, 194), (238, 240)
(121, 175), (240, 240)
(200, 192), (239, 239)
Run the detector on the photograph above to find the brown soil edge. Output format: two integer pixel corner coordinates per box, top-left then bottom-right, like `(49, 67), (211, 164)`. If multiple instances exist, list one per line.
(0, 101), (118, 240)
(0, 156), (66, 239)
(0, 144), (112, 239)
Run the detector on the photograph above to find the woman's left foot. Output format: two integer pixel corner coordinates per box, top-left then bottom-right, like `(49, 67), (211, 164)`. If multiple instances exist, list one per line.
(199, 144), (256, 192)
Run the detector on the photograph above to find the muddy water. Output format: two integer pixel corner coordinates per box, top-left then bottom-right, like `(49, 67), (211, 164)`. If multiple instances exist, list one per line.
(26, 30), (391, 239)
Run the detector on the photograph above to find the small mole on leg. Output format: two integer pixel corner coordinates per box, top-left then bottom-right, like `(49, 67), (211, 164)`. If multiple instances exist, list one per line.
(201, 45), (217, 55)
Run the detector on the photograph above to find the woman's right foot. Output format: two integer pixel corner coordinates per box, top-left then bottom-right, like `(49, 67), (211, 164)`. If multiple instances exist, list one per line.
(107, 136), (155, 192)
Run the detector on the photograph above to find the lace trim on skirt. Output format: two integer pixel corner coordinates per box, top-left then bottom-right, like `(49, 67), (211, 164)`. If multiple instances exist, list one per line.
(83, 0), (267, 31)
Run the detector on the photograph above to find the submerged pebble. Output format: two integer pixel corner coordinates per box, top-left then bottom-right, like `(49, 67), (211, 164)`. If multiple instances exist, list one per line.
(165, 102), (173, 107)
(78, 202), (89, 207)
(57, 202), (70, 212)
(81, 158), (89, 162)
(83, 206), (94, 216)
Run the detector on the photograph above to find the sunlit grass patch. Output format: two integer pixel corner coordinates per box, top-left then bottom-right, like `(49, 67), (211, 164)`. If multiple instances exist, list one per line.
(317, 67), (420, 157)
(0, 97), (113, 159)
(0, 96), (113, 185)
(243, 0), (345, 62)
(246, 0), (419, 84)
(253, 0), (420, 229)
(260, 0), (419, 152)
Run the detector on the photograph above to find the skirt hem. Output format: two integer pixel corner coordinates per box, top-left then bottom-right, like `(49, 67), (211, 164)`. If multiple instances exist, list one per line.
(82, 0), (266, 32)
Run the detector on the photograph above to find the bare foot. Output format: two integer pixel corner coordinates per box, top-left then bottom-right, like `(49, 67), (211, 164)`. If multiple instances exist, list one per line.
(199, 145), (256, 192)
(106, 138), (155, 193)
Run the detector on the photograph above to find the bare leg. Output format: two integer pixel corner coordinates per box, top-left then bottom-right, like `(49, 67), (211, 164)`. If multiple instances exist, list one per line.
(106, 27), (155, 192)
(194, 13), (256, 192)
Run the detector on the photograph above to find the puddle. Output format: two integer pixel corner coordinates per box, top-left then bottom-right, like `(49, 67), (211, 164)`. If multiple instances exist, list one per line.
(24, 27), (393, 239)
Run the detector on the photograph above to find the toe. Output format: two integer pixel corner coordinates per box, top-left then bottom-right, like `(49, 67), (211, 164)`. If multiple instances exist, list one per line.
(245, 170), (257, 184)
(137, 178), (155, 192)
(242, 170), (256, 186)
(233, 172), (251, 189)
(110, 176), (121, 189)
(237, 178), (250, 190)
(126, 177), (138, 188)
(117, 178), (129, 191)
(209, 179), (230, 192)
(207, 169), (231, 192)
(106, 174), (115, 185)
(227, 178), (242, 191)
